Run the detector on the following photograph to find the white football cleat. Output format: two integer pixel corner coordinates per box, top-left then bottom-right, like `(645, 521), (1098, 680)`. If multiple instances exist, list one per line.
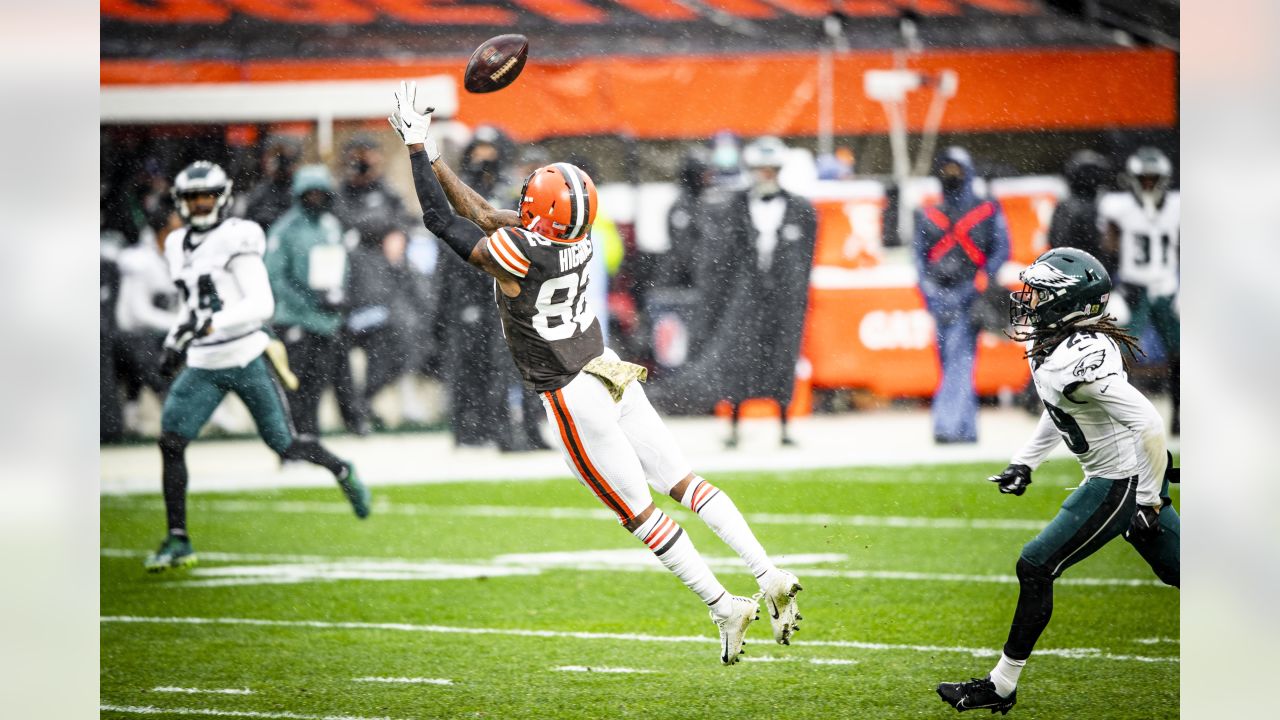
(761, 569), (803, 645)
(712, 595), (760, 665)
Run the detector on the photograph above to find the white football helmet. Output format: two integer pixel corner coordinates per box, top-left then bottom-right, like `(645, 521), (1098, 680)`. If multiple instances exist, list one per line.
(171, 161), (233, 230)
(1122, 146), (1172, 210)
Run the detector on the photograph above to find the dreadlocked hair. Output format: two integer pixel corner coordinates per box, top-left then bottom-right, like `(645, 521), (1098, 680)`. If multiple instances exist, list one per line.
(1009, 315), (1145, 369)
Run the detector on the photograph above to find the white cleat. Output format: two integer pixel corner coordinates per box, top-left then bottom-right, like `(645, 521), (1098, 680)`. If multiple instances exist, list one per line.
(761, 569), (803, 645)
(712, 595), (760, 666)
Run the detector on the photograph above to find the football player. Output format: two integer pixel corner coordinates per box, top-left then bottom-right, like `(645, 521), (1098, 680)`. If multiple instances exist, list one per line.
(1099, 147), (1179, 434)
(388, 82), (801, 664)
(144, 161), (371, 572)
(936, 248), (1179, 714)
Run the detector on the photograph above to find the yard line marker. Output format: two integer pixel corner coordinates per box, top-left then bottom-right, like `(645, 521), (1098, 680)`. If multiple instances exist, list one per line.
(554, 666), (654, 674)
(100, 548), (1164, 589)
(99, 704), (397, 720)
(102, 497), (1047, 531)
(351, 677), (453, 685)
(153, 687), (253, 695)
(746, 657), (859, 666)
(100, 616), (1178, 664)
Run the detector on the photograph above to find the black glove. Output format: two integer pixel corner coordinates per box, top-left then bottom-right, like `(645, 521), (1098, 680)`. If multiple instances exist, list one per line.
(1126, 504), (1163, 541)
(158, 347), (186, 381)
(988, 463), (1032, 496)
(169, 310), (212, 352)
(1165, 450), (1179, 484)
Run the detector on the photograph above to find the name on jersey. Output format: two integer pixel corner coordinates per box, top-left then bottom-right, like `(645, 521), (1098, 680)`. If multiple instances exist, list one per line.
(558, 241), (593, 273)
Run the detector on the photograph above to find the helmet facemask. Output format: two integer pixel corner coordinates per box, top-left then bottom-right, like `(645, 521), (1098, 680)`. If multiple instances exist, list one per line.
(1010, 280), (1110, 332)
(172, 162), (232, 231)
(1123, 147), (1172, 213)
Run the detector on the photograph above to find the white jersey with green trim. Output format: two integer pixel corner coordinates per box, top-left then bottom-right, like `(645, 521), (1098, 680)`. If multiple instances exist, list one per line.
(1024, 330), (1139, 479)
(164, 218), (272, 369)
(1098, 190), (1180, 298)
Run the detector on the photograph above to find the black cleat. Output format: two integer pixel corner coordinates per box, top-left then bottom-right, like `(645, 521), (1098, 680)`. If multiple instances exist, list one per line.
(937, 676), (1016, 715)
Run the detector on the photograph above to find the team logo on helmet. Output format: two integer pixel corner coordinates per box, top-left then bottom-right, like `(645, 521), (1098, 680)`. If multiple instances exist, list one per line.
(1020, 262), (1078, 289)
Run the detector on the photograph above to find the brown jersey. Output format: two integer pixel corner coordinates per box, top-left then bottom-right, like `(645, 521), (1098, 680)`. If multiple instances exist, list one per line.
(486, 226), (604, 392)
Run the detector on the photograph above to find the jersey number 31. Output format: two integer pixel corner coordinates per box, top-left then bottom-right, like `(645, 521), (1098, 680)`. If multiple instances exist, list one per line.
(532, 268), (595, 341)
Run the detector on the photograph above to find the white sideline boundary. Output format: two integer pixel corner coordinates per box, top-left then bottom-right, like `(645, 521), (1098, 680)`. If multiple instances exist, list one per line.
(100, 615), (1179, 664)
(103, 496), (1050, 531)
(103, 409), (1151, 495)
(99, 547), (1165, 588)
(100, 705), (397, 720)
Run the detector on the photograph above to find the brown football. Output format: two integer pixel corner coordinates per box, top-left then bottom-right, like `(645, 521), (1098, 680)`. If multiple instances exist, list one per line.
(463, 34), (529, 94)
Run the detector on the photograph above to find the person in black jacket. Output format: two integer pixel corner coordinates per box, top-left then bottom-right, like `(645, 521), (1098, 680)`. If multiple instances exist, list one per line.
(1047, 150), (1115, 275)
(333, 133), (408, 237)
(433, 126), (522, 449)
(241, 134), (302, 231)
(346, 220), (434, 429)
(717, 137), (817, 447)
(657, 138), (816, 447)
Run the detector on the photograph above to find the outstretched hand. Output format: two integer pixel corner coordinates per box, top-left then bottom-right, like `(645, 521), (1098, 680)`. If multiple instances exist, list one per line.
(388, 81), (438, 160)
(988, 463), (1032, 496)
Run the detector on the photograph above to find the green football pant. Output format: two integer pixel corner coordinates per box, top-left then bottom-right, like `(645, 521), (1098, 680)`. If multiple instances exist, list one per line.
(1129, 292), (1180, 353)
(161, 355), (295, 453)
(1021, 475), (1180, 584)
(1004, 475), (1179, 659)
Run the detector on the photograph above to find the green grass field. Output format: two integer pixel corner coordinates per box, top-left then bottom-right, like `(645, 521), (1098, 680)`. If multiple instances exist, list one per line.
(101, 460), (1179, 719)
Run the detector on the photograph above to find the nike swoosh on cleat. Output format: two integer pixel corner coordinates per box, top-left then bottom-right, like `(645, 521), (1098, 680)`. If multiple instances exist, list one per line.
(957, 698), (1001, 710)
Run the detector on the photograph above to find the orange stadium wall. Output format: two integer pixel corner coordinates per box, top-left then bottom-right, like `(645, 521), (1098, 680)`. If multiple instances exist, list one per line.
(100, 47), (1176, 140)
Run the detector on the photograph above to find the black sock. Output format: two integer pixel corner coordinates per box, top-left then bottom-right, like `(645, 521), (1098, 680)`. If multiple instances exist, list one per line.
(283, 440), (346, 477)
(1003, 557), (1055, 661)
(159, 433), (190, 535)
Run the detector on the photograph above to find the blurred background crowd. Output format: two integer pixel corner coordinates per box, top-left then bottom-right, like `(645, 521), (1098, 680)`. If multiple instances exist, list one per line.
(99, 0), (1179, 450)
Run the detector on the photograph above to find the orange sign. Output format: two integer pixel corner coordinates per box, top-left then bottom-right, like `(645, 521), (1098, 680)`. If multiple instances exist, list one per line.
(803, 281), (1030, 397)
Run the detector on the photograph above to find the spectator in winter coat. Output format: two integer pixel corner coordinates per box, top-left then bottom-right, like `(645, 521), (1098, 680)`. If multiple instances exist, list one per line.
(913, 146), (1010, 444)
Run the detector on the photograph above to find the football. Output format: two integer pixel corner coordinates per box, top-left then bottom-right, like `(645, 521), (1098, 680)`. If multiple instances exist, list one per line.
(463, 34), (529, 94)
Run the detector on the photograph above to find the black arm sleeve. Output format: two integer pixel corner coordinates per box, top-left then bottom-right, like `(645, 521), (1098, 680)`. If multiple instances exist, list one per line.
(410, 150), (485, 262)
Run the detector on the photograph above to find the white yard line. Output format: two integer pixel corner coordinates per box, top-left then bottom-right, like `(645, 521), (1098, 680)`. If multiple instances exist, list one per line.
(100, 705), (397, 720)
(153, 687), (253, 695)
(1135, 637), (1180, 645)
(351, 677), (453, 685)
(103, 497), (1047, 531)
(554, 666), (654, 674)
(99, 547), (1165, 588)
(100, 615), (1178, 664)
(743, 656), (859, 665)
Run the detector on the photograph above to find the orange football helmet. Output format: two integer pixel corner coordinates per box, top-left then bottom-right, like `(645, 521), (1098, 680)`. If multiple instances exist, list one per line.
(518, 163), (597, 244)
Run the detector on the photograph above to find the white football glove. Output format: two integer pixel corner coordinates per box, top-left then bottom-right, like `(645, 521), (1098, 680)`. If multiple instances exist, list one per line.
(388, 80), (439, 161)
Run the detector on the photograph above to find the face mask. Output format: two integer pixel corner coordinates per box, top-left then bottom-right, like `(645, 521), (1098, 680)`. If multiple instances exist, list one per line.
(940, 175), (965, 193)
(301, 193), (332, 216)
